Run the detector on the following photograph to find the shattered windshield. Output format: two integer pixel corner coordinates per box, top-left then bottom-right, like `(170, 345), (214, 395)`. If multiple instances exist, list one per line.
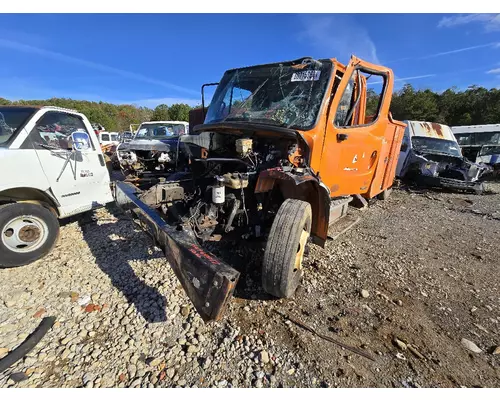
(134, 123), (186, 140)
(205, 59), (332, 130)
(0, 108), (35, 145)
(412, 137), (462, 157)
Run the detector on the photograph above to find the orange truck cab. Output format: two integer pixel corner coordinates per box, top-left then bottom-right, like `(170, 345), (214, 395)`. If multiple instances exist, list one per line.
(192, 55), (406, 245)
(114, 55), (406, 322)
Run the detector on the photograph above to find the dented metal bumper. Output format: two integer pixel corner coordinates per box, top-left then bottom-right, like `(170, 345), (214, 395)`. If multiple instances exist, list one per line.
(114, 181), (240, 322)
(415, 175), (484, 194)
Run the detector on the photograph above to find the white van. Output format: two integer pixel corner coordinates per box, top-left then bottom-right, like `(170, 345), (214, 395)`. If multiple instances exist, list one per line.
(396, 120), (486, 193)
(97, 131), (120, 146)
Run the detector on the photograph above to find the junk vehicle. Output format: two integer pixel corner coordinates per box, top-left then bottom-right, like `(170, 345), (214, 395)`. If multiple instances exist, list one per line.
(98, 131), (120, 147)
(115, 120), (189, 177)
(0, 106), (113, 267)
(119, 131), (134, 143)
(113, 55), (406, 322)
(452, 124), (500, 174)
(396, 121), (488, 194)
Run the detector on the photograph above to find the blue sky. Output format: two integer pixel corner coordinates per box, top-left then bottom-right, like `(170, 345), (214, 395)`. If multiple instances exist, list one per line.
(0, 13), (499, 108)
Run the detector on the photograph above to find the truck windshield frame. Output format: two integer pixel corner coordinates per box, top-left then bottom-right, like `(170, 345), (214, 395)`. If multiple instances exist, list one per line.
(204, 59), (333, 131)
(412, 137), (462, 157)
(134, 123), (186, 140)
(0, 107), (37, 147)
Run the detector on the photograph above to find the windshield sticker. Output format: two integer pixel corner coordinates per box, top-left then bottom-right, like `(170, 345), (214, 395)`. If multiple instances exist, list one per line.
(291, 70), (321, 82)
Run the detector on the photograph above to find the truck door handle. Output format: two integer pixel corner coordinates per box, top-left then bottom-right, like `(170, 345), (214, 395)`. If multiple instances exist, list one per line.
(337, 133), (349, 142)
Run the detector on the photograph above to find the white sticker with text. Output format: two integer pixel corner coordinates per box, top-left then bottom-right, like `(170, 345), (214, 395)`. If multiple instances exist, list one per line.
(291, 70), (321, 82)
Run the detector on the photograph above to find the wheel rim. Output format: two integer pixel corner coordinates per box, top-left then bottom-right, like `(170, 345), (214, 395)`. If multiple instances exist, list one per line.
(1, 215), (49, 253)
(294, 228), (310, 272)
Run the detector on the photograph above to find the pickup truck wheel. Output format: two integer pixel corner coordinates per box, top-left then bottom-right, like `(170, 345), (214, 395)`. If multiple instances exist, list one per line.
(262, 199), (312, 298)
(377, 187), (392, 200)
(0, 203), (60, 268)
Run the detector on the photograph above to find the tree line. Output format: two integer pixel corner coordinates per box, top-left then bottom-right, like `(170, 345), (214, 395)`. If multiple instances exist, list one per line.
(368, 84), (500, 126)
(1, 83), (499, 131)
(0, 97), (195, 132)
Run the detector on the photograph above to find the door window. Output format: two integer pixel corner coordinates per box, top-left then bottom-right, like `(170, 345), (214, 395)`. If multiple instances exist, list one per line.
(334, 69), (387, 128)
(29, 112), (92, 150)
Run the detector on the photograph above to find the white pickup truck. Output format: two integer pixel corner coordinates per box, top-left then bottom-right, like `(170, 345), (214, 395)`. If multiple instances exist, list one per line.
(0, 106), (113, 267)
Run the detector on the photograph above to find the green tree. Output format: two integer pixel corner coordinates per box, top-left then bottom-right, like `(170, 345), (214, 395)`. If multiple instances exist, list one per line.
(168, 103), (191, 121)
(151, 104), (170, 121)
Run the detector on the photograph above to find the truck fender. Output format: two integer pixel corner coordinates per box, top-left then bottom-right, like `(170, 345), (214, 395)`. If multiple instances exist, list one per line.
(0, 187), (60, 216)
(255, 169), (331, 247)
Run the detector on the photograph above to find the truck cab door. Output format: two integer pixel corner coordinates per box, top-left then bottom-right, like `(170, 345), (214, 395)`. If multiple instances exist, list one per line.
(21, 110), (113, 217)
(319, 56), (398, 198)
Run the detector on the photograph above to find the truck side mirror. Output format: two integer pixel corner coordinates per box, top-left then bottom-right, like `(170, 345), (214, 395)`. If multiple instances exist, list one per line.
(71, 131), (91, 152)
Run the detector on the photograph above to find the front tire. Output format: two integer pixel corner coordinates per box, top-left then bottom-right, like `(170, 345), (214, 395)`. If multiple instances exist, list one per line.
(0, 203), (60, 268)
(262, 199), (312, 298)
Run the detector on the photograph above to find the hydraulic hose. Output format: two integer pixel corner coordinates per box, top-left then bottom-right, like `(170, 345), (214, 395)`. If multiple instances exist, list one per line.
(0, 316), (56, 374)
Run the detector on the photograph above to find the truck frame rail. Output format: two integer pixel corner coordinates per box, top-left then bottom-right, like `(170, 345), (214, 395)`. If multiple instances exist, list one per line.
(114, 181), (240, 322)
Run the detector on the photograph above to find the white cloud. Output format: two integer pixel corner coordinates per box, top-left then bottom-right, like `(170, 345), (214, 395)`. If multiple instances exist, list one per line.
(438, 14), (500, 32)
(386, 42), (500, 64)
(297, 15), (380, 64)
(487, 68), (500, 75)
(0, 38), (199, 96)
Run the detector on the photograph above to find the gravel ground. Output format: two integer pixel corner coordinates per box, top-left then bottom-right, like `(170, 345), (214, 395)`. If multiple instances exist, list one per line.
(0, 181), (499, 388)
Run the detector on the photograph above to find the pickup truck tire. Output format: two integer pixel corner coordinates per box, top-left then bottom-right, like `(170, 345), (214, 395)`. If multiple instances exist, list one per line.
(262, 198), (312, 298)
(0, 203), (60, 268)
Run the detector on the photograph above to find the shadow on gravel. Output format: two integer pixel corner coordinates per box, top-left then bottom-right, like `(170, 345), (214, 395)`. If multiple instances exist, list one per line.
(203, 239), (275, 301)
(78, 203), (168, 323)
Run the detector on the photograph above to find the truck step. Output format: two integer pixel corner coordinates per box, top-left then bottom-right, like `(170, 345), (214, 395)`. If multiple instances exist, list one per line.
(327, 214), (361, 241)
(329, 196), (352, 225)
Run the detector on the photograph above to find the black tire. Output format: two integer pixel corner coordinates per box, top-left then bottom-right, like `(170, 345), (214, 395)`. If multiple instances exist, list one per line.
(0, 203), (60, 268)
(262, 198), (312, 298)
(377, 187), (392, 200)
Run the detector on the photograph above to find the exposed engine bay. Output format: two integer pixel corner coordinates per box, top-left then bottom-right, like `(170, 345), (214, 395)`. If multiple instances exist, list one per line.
(116, 138), (181, 176)
(131, 129), (311, 241)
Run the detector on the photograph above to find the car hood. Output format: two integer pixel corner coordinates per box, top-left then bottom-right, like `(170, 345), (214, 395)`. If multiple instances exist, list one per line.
(117, 137), (179, 152)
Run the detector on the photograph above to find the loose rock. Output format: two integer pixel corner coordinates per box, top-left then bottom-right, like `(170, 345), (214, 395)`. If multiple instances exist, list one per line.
(461, 338), (482, 353)
(393, 338), (407, 351)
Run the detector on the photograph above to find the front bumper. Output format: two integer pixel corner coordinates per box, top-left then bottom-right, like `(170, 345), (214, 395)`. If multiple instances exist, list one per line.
(416, 175), (483, 193)
(114, 181), (240, 322)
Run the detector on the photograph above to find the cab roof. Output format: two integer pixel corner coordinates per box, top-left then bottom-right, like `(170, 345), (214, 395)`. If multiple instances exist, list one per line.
(451, 124), (500, 134)
(405, 120), (456, 142)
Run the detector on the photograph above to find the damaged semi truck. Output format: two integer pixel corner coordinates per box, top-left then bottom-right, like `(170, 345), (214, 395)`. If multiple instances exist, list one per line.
(114, 56), (406, 322)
